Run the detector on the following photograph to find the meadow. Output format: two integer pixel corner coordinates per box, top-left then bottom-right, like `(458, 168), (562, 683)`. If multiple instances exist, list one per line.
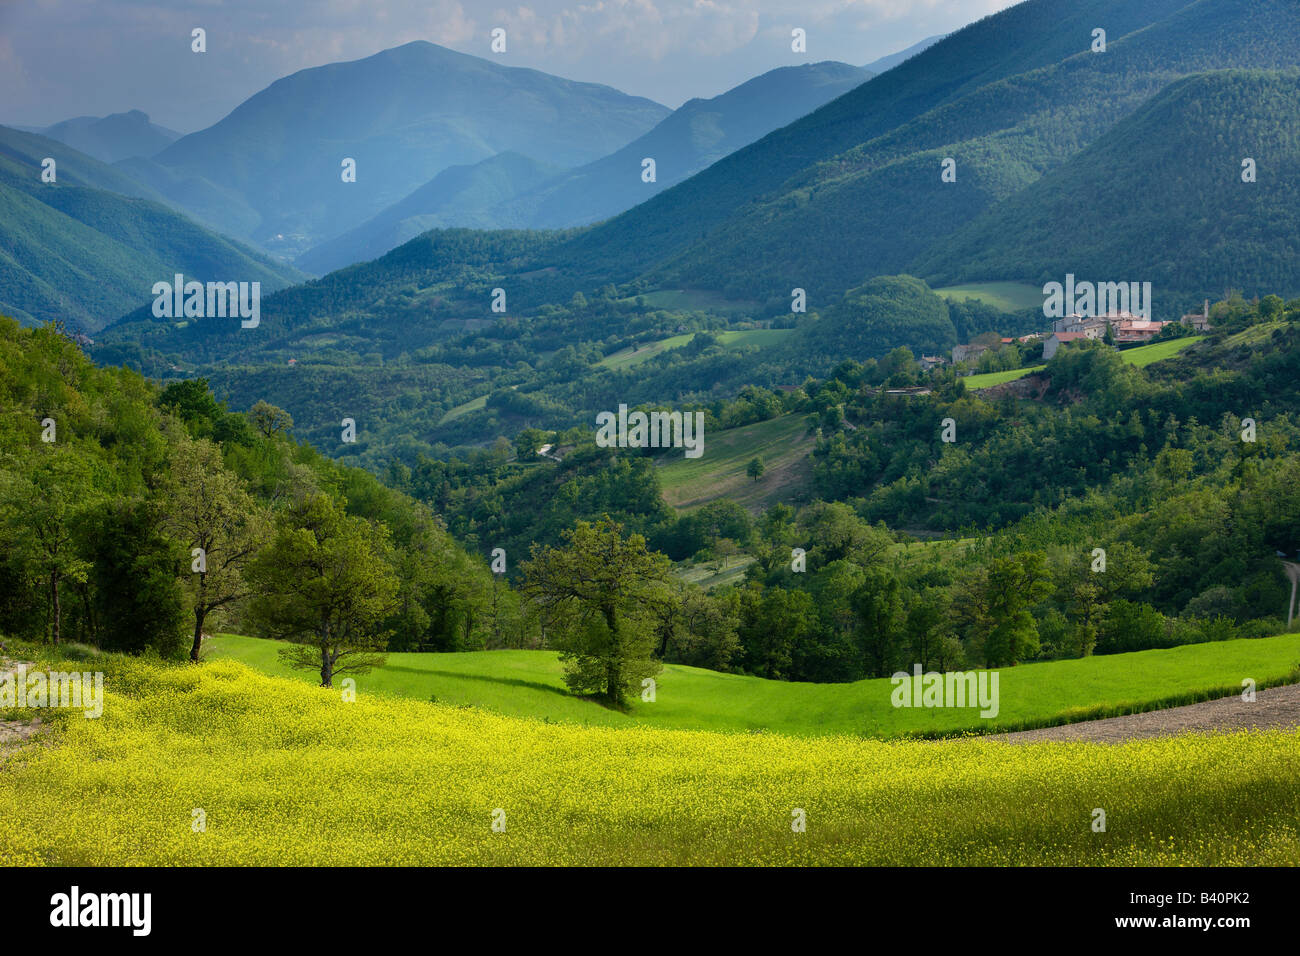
(2, 654), (1298, 866)
(656, 412), (815, 512)
(598, 327), (793, 371)
(209, 632), (1300, 738)
(962, 336), (1203, 389)
(934, 282), (1044, 313)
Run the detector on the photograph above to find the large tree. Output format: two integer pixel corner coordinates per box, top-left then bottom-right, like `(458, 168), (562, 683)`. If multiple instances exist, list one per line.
(160, 435), (268, 662)
(0, 447), (102, 644)
(522, 516), (670, 705)
(247, 493), (399, 687)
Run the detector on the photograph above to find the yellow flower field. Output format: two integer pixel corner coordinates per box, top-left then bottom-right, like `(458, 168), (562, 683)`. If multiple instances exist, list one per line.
(2, 657), (1298, 866)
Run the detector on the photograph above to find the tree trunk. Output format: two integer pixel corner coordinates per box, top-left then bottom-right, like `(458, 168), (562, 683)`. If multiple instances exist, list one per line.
(603, 606), (622, 704)
(190, 607), (206, 663)
(320, 645), (333, 688)
(50, 570), (60, 645)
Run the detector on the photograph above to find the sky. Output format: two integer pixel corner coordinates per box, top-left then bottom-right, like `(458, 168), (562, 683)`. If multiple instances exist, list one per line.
(0, 0), (1021, 133)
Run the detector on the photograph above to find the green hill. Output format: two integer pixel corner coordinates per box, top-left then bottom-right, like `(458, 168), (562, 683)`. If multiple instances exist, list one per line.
(483, 0), (1300, 314)
(0, 126), (303, 331)
(545, 0), (1231, 291)
(658, 0), (1300, 307)
(914, 70), (1300, 304)
(209, 631), (1300, 738)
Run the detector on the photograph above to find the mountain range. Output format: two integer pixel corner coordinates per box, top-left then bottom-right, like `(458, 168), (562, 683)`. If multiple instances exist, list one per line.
(298, 59), (874, 274)
(131, 41), (671, 258)
(33, 110), (179, 163)
(547, 0), (1299, 313)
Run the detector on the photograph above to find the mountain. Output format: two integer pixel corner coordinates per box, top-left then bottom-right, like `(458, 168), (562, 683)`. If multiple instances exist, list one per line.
(484, 61), (872, 231)
(141, 41), (669, 257)
(861, 35), (945, 74)
(546, 0), (1294, 303)
(38, 110), (179, 163)
(296, 152), (562, 276)
(298, 60), (870, 273)
(660, 0), (1300, 310)
(913, 70), (1300, 303)
(0, 126), (303, 331)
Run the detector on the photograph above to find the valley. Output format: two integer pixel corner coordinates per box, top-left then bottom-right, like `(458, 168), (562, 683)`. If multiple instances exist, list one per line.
(4, 0), (1300, 882)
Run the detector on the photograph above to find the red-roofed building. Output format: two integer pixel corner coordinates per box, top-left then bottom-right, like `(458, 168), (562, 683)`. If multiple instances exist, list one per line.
(1042, 331), (1090, 360)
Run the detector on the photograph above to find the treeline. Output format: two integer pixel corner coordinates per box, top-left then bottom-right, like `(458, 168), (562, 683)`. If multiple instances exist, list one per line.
(0, 317), (518, 678)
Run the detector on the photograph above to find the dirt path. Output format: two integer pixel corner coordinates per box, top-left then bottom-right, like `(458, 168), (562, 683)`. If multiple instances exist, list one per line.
(996, 683), (1300, 744)
(0, 655), (43, 759)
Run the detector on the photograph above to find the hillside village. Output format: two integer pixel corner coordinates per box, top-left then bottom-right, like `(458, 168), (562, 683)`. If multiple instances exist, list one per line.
(947, 300), (1213, 372)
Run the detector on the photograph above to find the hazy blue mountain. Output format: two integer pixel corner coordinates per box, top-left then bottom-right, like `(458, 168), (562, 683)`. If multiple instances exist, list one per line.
(296, 152), (562, 275)
(0, 126), (303, 331)
(489, 60), (872, 231)
(38, 110), (179, 163)
(861, 35), (945, 74)
(296, 60), (870, 272)
(142, 41), (669, 256)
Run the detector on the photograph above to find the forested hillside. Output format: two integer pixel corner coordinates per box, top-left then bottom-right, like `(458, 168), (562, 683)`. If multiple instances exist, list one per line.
(0, 127), (303, 330)
(649, 0), (1300, 307)
(544, 0), (1201, 288)
(0, 317), (511, 668)
(373, 294), (1300, 684)
(914, 70), (1300, 297)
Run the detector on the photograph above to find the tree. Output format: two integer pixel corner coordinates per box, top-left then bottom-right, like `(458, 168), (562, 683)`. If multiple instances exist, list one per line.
(248, 400), (294, 439)
(247, 494), (399, 687)
(84, 498), (188, 657)
(160, 435), (267, 661)
(982, 552), (1051, 666)
(521, 516), (671, 705)
(905, 588), (954, 671)
(0, 448), (102, 644)
(852, 567), (905, 677)
(746, 456), (765, 483)
(514, 427), (548, 460)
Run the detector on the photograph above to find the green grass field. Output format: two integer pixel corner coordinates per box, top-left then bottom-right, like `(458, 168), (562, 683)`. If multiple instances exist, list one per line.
(935, 282), (1044, 313)
(208, 631), (1300, 738)
(599, 328), (793, 371)
(963, 337), (1204, 390)
(963, 366), (1043, 389)
(4, 652), (1298, 865)
(656, 412), (814, 512)
(437, 393), (488, 424)
(675, 554), (755, 589)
